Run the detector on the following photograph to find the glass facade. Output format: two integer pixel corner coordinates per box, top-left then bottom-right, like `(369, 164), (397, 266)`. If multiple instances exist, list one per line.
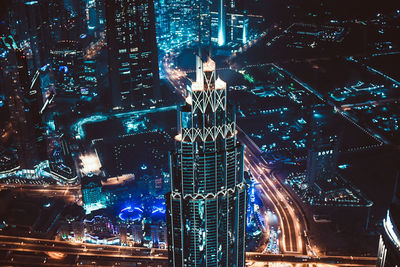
(1, 37), (45, 169)
(106, 0), (159, 110)
(167, 56), (247, 266)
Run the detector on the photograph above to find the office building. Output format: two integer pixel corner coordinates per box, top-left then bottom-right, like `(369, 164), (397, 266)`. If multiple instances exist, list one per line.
(83, 57), (98, 96)
(166, 56), (247, 266)
(0, 36), (46, 169)
(8, 0), (49, 70)
(217, 0), (227, 46)
(377, 176), (400, 266)
(86, 0), (106, 34)
(50, 40), (85, 96)
(106, 0), (159, 110)
(62, 0), (88, 40)
(209, 10), (263, 46)
(7, 0), (71, 71)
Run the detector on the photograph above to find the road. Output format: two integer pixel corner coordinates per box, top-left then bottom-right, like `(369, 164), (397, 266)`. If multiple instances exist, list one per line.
(163, 49), (308, 254)
(157, 49), (377, 266)
(247, 252), (377, 266)
(0, 235), (376, 266)
(238, 127), (307, 254)
(0, 183), (80, 204)
(0, 235), (168, 266)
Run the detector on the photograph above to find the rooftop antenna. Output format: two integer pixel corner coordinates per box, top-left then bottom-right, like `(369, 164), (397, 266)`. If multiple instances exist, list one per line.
(198, 3), (202, 58)
(207, 0), (212, 58)
(195, 3), (204, 84)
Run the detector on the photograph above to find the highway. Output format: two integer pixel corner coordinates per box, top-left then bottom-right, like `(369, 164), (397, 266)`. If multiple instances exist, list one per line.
(0, 234), (377, 266)
(162, 50), (308, 255)
(238, 127), (307, 254)
(0, 235), (168, 266)
(0, 183), (81, 204)
(0, 48), (373, 266)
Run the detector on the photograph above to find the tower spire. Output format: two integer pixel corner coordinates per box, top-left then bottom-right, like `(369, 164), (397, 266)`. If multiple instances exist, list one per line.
(198, 3), (202, 57)
(195, 3), (203, 84)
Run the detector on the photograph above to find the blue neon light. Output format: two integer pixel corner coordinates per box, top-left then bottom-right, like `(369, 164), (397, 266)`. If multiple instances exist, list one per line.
(59, 66), (69, 73)
(119, 206), (143, 221)
(151, 207), (166, 214)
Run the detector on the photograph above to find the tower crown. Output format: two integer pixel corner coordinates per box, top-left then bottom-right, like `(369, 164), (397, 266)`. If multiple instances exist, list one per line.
(167, 54), (247, 267)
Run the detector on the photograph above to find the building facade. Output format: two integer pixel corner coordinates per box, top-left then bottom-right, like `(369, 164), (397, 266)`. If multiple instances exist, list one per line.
(377, 177), (400, 266)
(306, 133), (339, 185)
(81, 174), (104, 212)
(306, 114), (340, 187)
(106, 0), (159, 110)
(50, 40), (85, 96)
(167, 56), (247, 266)
(0, 36), (46, 169)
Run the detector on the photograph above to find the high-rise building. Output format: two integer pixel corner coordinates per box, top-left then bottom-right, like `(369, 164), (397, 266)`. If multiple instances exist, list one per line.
(8, 0), (49, 71)
(7, 0), (69, 71)
(166, 56), (247, 266)
(199, 2), (212, 48)
(49, 136), (78, 184)
(217, 0), (227, 46)
(106, 0), (160, 110)
(209, 9), (264, 46)
(87, 0), (106, 33)
(0, 35), (46, 169)
(50, 40), (85, 96)
(377, 175), (400, 266)
(83, 57), (98, 96)
(155, 0), (214, 53)
(62, 0), (88, 40)
(153, 0), (169, 47)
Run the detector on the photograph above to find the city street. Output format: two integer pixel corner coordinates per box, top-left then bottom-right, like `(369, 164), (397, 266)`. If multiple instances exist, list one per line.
(0, 235), (376, 266)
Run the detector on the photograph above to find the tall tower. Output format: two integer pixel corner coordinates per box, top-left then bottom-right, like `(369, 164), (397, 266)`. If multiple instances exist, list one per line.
(106, 0), (159, 111)
(50, 40), (84, 96)
(242, 11), (248, 44)
(0, 36), (45, 169)
(218, 0), (226, 46)
(167, 56), (247, 266)
(377, 174), (400, 266)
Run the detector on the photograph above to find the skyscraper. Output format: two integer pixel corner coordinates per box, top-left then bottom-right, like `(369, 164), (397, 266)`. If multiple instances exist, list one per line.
(106, 0), (159, 110)
(167, 56), (247, 266)
(218, 0), (227, 46)
(0, 35), (45, 169)
(7, 0), (67, 71)
(50, 40), (85, 96)
(377, 175), (400, 266)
